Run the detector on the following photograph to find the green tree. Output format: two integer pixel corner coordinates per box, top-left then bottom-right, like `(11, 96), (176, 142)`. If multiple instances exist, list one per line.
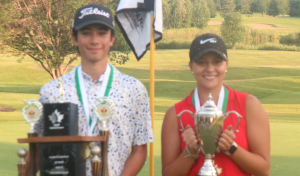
(234, 0), (243, 11)
(221, 0), (236, 16)
(162, 0), (189, 29)
(289, 0), (300, 17)
(250, 0), (258, 13)
(106, 0), (131, 65)
(257, 0), (269, 16)
(192, 0), (210, 28)
(267, 0), (280, 17)
(162, 0), (172, 29)
(277, 0), (290, 16)
(221, 12), (245, 49)
(241, 0), (251, 16)
(207, 0), (217, 18)
(172, 0), (188, 28)
(0, 0), (130, 79)
(215, 0), (222, 11)
(185, 0), (193, 27)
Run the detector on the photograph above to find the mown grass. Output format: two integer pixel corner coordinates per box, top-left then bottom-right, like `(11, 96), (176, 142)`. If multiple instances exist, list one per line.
(0, 49), (300, 176)
(212, 13), (300, 31)
(158, 13), (300, 50)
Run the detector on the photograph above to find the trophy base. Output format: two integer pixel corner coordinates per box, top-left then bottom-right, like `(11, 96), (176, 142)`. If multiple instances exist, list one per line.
(40, 142), (86, 176)
(197, 154), (218, 176)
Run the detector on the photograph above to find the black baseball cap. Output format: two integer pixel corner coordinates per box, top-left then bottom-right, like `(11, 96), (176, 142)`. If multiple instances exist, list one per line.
(189, 33), (228, 62)
(72, 4), (114, 31)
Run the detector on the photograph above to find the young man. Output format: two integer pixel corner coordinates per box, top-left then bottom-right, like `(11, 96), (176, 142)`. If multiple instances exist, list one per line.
(34, 3), (154, 176)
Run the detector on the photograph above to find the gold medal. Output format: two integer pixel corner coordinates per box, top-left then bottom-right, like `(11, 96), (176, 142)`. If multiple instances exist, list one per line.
(80, 143), (91, 159)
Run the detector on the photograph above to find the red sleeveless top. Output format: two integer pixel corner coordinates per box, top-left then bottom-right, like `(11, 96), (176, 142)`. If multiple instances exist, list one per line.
(175, 85), (250, 176)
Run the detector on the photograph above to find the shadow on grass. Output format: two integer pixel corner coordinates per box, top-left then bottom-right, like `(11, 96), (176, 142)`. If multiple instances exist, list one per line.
(143, 80), (288, 101)
(119, 67), (300, 102)
(1, 67), (299, 98)
(269, 114), (300, 122)
(0, 84), (41, 94)
(118, 67), (300, 82)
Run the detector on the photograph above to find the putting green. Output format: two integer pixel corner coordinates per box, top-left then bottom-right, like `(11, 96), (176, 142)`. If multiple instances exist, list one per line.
(0, 49), (299, 176)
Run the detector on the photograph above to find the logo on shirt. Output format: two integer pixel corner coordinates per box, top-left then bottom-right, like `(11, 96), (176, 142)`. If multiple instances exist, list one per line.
(200, 38), (217, 45)
(79, 7), (110, 19)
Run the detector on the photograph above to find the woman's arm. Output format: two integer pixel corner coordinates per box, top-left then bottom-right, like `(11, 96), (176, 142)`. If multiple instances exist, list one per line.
(218, 95), (270, 176)
(161, 106), (199, 176)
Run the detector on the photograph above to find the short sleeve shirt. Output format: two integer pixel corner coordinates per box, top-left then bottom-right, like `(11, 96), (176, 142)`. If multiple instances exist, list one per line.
(34, 65), (154, 176)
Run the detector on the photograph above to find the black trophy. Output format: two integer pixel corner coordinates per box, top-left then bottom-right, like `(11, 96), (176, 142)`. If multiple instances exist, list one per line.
(40, 78), (85, 176)
(17, 78), (109, 176)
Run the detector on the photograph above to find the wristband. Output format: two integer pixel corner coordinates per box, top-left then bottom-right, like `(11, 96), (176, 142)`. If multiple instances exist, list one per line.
(184, 146), (199, 159)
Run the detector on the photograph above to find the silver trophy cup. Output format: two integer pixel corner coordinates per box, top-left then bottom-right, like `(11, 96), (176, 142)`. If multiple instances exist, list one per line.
(178, 93), (242, 176)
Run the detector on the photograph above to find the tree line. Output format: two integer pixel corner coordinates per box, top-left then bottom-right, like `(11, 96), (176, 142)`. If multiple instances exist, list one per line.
(162, 0), (300, 29)
(0, 0), (299, 78)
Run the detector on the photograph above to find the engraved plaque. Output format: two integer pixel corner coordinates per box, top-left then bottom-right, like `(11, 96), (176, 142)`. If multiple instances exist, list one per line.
(40, 143), (86, 176)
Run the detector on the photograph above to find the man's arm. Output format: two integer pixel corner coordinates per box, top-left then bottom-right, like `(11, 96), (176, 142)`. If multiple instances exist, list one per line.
(120, 144), (147, 176)
(119, 81), (153, 176)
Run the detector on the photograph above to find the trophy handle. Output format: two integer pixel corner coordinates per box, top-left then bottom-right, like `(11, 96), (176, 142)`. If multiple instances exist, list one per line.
(177, 110), (203, 155)
(177, 110), (194, 132)
(224, 111), (242, 133)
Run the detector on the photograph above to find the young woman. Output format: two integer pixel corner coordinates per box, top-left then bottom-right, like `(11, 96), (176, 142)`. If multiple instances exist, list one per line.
(161, 33), (270, 176)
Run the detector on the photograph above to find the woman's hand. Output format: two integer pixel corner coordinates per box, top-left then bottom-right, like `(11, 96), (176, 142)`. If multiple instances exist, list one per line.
(216, 95), (270, 176)
(182, 125), (201, 155)
(162, 106), (205, 176)
(215, 124), (223, 146)
(217, 125), (236, 152)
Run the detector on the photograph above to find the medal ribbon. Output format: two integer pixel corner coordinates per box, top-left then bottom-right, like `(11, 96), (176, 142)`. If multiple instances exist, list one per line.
(75, 64), (114, 136)
(192, 85), (228, 114)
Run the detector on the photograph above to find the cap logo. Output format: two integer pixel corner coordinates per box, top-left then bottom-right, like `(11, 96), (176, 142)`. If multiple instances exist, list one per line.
(200, 38), (217, 45)
(79, 7), (110, 19)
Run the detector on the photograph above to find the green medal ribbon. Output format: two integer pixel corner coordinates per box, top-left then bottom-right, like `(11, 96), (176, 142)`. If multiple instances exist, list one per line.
(192, 86), (228, 114)
(75, 64), (114, 129)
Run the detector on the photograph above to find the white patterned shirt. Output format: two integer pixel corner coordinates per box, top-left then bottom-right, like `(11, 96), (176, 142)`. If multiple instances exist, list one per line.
(34, 65), (154, 176)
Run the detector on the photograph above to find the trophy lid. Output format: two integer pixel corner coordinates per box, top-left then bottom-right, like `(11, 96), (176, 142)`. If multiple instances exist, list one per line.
(197, 93), (223, 117)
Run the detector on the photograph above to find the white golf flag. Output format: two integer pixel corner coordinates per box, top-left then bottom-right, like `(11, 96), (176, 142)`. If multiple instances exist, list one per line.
(115, 0), (162, 60)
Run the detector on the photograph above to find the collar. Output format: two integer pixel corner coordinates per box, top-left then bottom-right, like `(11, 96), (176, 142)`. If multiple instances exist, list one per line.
(81, 70), (105, 83)
(188, 84), (232, 106)
(78, 65), (108, 83)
